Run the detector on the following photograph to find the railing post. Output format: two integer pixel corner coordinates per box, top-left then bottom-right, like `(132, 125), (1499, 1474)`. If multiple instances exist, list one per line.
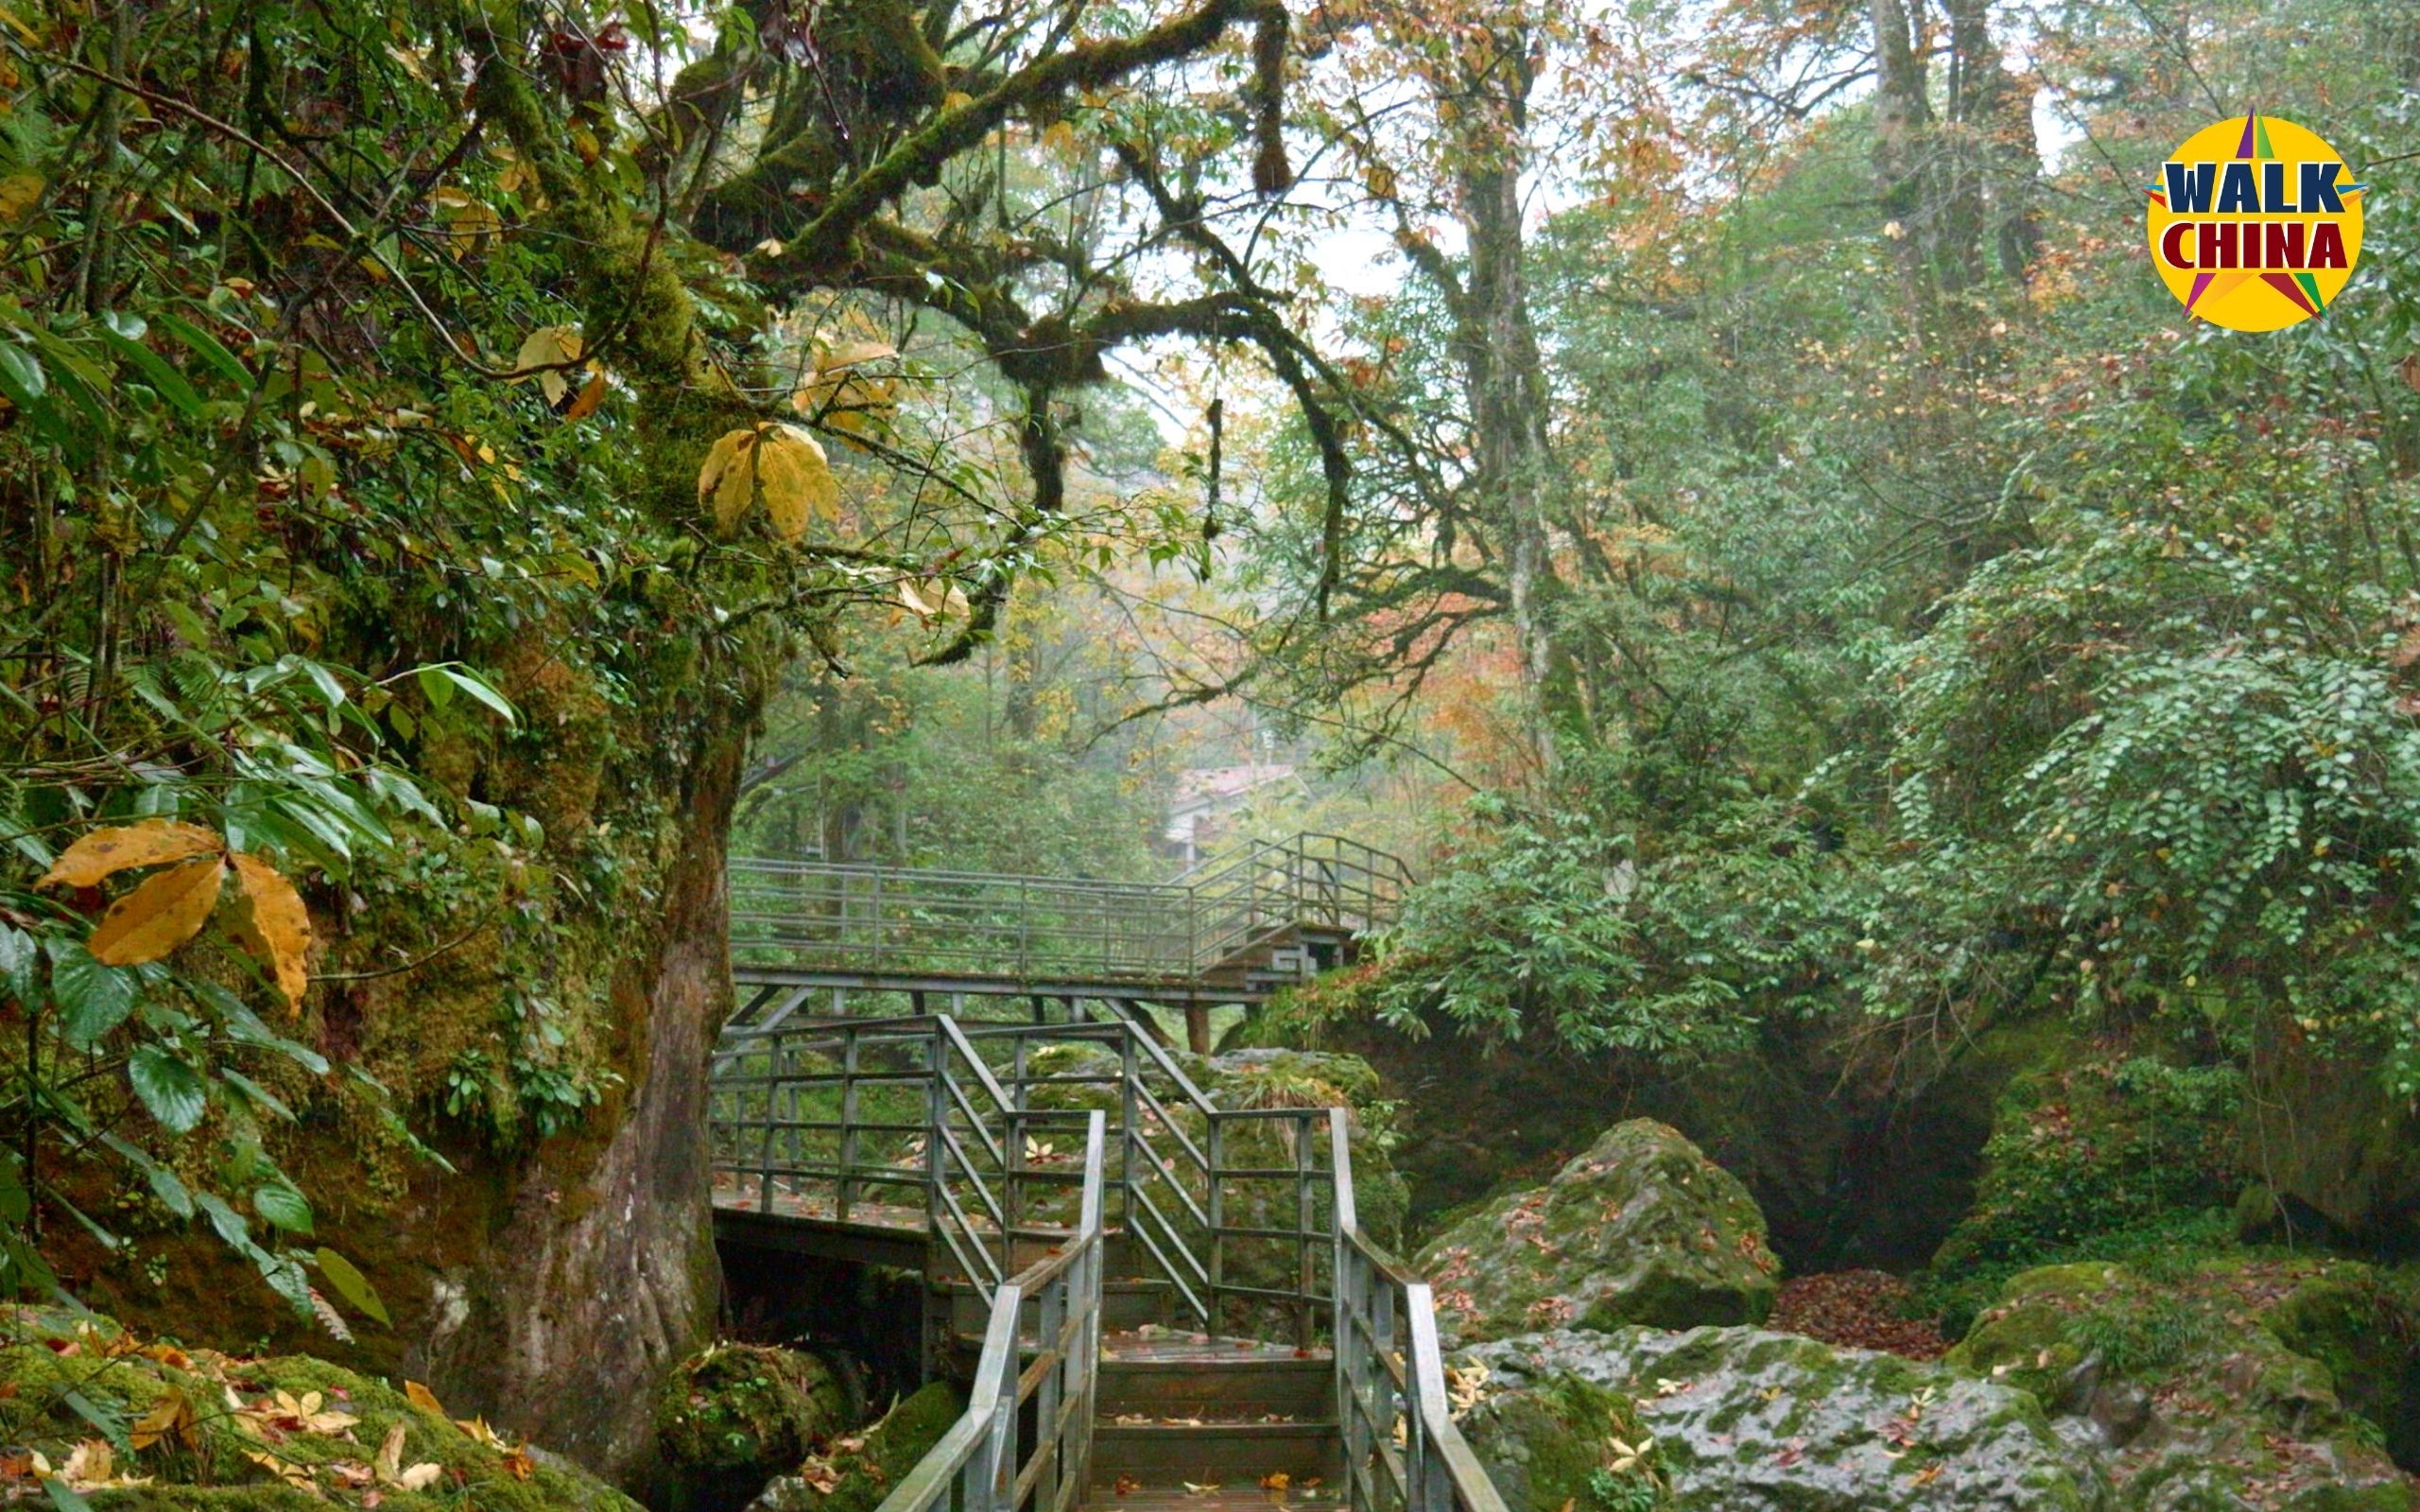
(926, 1022), (947, 1264)
(1294, 1112), (1314, 1350)
(838, 1025), (860, 1222)
(1118, 1029), (1140, 1234)
(1335, 1245), (1360, 1512)
(758, 1031), (780, 1215)
(1206, 1116), (1225, 1338)
(1036, 1267), (1063, 1512)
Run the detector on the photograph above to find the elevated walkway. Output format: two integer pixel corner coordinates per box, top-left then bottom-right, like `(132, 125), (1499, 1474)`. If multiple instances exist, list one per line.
(706, 1005), (1503, 1512)
(708, 836), (1500, 1512)
(726, 835), (1408, 1045)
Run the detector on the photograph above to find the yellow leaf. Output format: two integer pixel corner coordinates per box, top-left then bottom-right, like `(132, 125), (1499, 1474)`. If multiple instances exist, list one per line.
(375, 1422), (406, 1483)
(697, 427), (762, 532)
(399, 1462), (444, 1490)
(404, 1381), (446, 1417)
(454, 1416), (504, 1448)
(1041, 120), (1079, 152)
(131, 1387), (199, 1452)
(511, 325), (583, 406)
(88, 857), (227, 966)
(61, 1441), (111, 1486)
(229, 852), (313, 1013)
(40, 820), (222, 889)
(243, 1449), (318, 1494)
(0, 171), (42, 222)
(793, 339), (898, 426)
(434, 187), (500, 254)
(753, 425), (838, 541)
(563, 369), (608, 421)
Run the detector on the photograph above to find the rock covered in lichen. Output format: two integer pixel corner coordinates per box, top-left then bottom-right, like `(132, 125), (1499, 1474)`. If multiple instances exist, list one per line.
(1948, 1258), (2417, 1509)
(1416, 1121), (1779, 1345)
(1456, 1325), (2108, 1512)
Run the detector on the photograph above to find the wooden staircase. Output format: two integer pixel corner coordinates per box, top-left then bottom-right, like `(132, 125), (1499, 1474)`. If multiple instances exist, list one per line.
(1093, 1332), (1340, 1495)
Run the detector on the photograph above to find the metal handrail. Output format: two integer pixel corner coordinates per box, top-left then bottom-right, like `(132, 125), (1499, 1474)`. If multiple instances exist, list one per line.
(1330, 1109), (1508, 1512)
(710, 1005), (1341, 1342)
(727, 833), (1409, 986)
(735, 1059), (1506, 1512)
(873, 1110), (1107, 1512)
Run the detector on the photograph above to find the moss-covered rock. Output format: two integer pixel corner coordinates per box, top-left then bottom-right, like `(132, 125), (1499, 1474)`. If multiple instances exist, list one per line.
(0, 1303), (636, 1512)
(653, 1344), (858, 1512)
(1457, 1324), (2107, 1511)
(1922, 1055), (2245, 1336)
(746, 1383), (963, 1512)
(1947, 1257), (2419, 1508)
(1416, 1121), (1779, 1346)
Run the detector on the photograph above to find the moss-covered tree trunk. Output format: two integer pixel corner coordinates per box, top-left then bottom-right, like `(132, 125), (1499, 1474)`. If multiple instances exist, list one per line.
(407, 729), (749, 1474)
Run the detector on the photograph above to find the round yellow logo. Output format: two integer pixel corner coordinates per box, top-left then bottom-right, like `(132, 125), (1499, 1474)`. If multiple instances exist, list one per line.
(2146, 114), (2363, 332)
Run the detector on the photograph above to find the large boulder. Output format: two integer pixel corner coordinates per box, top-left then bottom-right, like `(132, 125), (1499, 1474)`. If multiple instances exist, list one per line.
(747, 1383), (964, 1512)
(1415, 1121), (1779, 1345)
(1922, 1054), (2246, 1335)
(1456, 1325), (2108, 1511)
(1948, 1258), (2419, 1509)
(653, 1343), (861, 1512)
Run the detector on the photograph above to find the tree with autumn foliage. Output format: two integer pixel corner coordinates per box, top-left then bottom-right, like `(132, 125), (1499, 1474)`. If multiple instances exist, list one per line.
(1236, 0), (2420, 1259)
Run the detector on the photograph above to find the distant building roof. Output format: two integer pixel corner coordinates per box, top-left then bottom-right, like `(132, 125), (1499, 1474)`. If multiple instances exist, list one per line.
(1169, 762), (1295, 813)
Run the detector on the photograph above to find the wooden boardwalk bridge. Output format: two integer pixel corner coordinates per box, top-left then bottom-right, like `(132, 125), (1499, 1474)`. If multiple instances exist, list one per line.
(708, 835), (1503, 1512)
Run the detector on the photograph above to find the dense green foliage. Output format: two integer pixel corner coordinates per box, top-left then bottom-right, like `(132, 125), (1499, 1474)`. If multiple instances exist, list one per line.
(0, 0), (1340, 1385)
(1266, 0), (2420, 1148)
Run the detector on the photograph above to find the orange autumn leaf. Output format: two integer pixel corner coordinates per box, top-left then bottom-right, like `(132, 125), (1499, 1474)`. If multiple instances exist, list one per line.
(39, 820), (222, 890)
(229, 852), (313, 1012)
(87, 857), (226, 966)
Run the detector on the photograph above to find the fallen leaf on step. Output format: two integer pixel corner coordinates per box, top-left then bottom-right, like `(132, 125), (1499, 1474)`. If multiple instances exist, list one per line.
(1261, 1472), (1290, 1491)
(1114, 1476), (1141, 1495)
(1182, 1483), (1220, 1495)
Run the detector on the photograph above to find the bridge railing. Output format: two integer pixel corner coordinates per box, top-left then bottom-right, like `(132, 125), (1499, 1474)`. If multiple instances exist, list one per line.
(727, 833), (1409, 985)
(709, 1007), (1332, 1337)
(874, 1109), (1106, 1512)
(711, 1018), (1504, 1512)
(1330, 1109), (1509, 1512)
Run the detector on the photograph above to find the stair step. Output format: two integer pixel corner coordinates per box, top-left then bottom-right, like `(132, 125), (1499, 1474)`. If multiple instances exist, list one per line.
(1089, 1421), (1340, 1486)
(1092, 1488), (1344, 1512)
(1098, 1357), (1331, 1418)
